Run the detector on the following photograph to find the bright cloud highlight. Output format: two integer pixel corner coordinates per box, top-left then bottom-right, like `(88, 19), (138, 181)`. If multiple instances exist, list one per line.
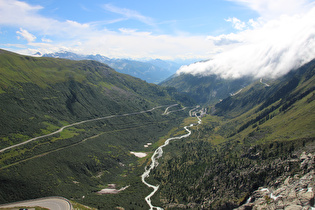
(16, 28), (36, 42)
(177, 5), (315, 79)
(229, 0), (314, 18)
(1, 0), (315, 72)
(225, 17), (246, 30)
(103, 4), (155, 26)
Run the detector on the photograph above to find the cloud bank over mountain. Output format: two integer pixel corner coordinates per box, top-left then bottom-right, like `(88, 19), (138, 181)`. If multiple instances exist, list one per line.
(1, 0), (314, 67)
(177, 1), (315, 79)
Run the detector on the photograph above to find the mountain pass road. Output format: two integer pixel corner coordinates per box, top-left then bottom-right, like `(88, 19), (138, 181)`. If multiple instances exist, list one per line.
(0, 104), (177, 153)
(0, 197), (72, 210)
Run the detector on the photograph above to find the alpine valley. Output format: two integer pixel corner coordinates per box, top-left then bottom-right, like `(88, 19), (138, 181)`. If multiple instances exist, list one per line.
(0, 48), (314, 210)
(0, 49), (193, 209)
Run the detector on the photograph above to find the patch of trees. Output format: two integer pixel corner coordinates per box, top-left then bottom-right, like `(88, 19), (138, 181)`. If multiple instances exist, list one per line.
(153, 135), (315, 209)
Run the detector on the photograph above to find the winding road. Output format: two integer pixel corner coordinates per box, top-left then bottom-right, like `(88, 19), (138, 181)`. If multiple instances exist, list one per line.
(162, 104), (178, 115)
(0, 104), (199, 210)
(0, 196), (72, 210)
(260, 78), (270, 87)
(141, 107), (202, 210)
(0, 104), (175, 153)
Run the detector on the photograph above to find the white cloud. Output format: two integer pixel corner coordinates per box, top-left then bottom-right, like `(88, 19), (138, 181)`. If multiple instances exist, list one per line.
(65, 20), (89, 29)
(16, 28), (36, 42)
(3, 0), (314, 74)
(228, 0), (315, 19)
(225, 17), (246, 30)
(222, 17), (264, 36)
(118, 28), (152, 36)
(3, 43), (27, 49)
(207, 33), (243, 46)
(41, 38), (52, 43)
(0, 0), (92, 38)
(0, 0), (213, 60)
(79, 32), (212, 60)
(248, 18), (263, 28)
(177, 6), (315, 79)
(103, 4), (155, 26)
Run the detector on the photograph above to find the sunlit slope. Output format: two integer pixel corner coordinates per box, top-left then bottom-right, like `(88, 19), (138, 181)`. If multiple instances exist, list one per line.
(214, 59), (315, 141)
(0, 49), (193, 208)
(0, 49), (192, 148)
(153, 59), (315, 209)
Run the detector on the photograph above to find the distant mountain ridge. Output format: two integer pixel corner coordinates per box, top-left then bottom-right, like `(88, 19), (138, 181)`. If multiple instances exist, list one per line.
(41, 51), (181, 84)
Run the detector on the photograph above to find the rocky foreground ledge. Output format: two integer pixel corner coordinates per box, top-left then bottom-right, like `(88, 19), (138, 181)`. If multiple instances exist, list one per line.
(237, 152), (315, 210)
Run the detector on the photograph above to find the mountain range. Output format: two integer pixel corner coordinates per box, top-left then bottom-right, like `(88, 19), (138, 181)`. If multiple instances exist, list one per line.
(41, 51), (182, 84)
(0, 48), (314, 209)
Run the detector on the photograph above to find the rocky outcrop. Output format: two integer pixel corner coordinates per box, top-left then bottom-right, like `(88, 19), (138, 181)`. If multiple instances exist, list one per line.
(236, 152), (315, 210)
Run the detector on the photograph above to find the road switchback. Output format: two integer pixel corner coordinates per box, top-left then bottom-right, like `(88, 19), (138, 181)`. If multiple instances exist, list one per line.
(0, 196), (72, 210)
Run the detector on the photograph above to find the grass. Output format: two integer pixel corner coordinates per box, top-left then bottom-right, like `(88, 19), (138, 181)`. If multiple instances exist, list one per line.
(0, 109), (187, 208)
(208, 134), (226, 145)
(0, 49), (196, 209)
(261, 92), (315, 142)
(70, 200), (97, 210)
(98, 81), (114, 90)
(40, 122), (61, 134)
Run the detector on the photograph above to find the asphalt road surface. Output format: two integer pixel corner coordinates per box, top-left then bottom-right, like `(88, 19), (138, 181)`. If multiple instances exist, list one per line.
(0, 197), (72, 210)
(0, 104), (176, 153)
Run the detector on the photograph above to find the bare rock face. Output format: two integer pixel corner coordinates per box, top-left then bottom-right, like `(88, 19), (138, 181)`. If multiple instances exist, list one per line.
(236, 152), (315, 210)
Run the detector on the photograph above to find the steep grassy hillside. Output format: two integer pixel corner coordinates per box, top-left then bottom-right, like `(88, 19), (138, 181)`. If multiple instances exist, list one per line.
(0, 49), (193, 208)
(0, 49), (193, 148)
(215, 59), (315, 119)
(151, 60), (315, 209)
(160, 73), (252, 105)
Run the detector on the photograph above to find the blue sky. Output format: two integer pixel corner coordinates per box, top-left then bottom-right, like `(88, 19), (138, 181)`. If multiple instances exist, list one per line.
(0, 0), (258, 58)
(3, 0), (257, 35)
(1, 0), (315, 78)
(33, 0), (253, 34)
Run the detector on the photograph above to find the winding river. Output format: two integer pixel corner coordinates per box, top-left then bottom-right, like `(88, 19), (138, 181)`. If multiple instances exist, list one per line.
(141, 113), (202, 210)
(1, 103), (201, 210)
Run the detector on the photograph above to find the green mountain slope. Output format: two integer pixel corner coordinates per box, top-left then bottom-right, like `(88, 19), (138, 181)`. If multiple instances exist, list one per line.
(151, 60), (315, 209)
(160, 73), (252, 105)
(0, 49), (193, 208)
(215, 59), (315, 118)
(0, 49), (193, 148)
